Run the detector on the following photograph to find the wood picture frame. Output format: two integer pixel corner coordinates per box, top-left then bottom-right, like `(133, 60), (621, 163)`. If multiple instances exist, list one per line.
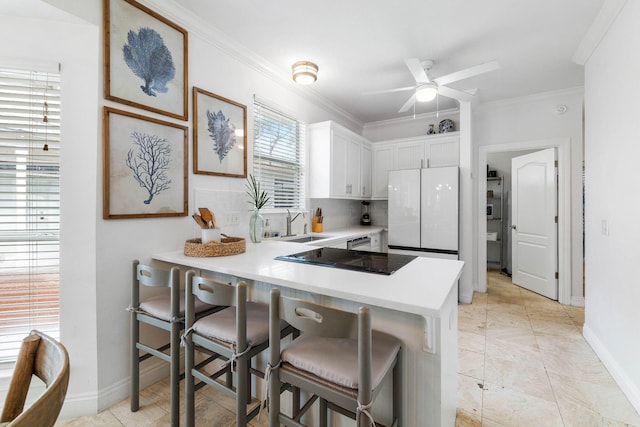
(193, 87), (247, 178)
(104, 0), (188, 120)
(103, 106), (188, 219)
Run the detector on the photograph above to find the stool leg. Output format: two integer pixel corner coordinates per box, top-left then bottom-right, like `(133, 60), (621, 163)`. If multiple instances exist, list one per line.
(236, 354), (248, 426)
(319, 398), (328, 427)
(185, 337), (195, 427)
(130, 313), (139, 412)
(393, 349), (402, 427)
(170, 321), (180, 427)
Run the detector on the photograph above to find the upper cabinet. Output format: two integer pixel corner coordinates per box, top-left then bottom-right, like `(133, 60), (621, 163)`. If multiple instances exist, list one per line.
(309, 121), (372, 199)
(371, 132), (460, 199)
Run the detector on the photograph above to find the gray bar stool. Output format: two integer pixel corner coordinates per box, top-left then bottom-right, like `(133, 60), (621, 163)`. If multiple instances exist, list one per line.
(129, 260), (220, 427)
(183, 271), (294, 427)
(268, 288), (402, 427)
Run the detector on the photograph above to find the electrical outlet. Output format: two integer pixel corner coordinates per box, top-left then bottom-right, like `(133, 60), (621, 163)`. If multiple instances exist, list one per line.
(225, 211), (240, 226)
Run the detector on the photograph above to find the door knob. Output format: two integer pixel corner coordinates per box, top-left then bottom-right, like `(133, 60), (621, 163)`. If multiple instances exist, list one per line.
(511, 225), (517, 230)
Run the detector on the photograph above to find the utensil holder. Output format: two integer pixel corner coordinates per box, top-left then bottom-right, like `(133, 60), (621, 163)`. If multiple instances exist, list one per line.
(201, 228), (221, 243)
(312, 216), (323, 233)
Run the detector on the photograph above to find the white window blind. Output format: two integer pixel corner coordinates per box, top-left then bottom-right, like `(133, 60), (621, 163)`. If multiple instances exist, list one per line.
(253, 99), (305, 209)
(0, 66), (61, 363)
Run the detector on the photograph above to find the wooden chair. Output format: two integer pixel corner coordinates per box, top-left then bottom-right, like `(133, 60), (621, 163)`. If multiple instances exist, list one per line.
(1, 330), (70, 427)
(129, 260), (219, 427)
(268, 288), (402, 427)
(183, 271), (294, 427)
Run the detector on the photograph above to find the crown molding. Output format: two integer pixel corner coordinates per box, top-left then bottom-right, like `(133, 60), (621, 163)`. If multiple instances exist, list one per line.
(573, 0), (628, 65)
(474, 86), (584, 111)
(363, 107), (460, 131)
(140, 0), (363, 130)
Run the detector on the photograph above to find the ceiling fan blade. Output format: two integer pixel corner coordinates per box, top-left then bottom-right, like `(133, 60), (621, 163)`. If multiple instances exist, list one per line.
(437, 86), (476, 102)
(405, 58), (430, 84)
(398, 93), (416, 113)
(433, 60), (500, 86)
(362, 86), (415, 96)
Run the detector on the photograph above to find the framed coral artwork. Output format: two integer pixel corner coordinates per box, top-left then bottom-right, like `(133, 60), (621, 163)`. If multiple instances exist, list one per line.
(193, 87), (247, 178)
(103, 107), (188, 219)
(104, 0), (188, 120)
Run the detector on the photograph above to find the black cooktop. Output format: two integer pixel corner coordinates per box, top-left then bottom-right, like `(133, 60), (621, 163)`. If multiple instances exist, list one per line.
(275, 247), (416, 275)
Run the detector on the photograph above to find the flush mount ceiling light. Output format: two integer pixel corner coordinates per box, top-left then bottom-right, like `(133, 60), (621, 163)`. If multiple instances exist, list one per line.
(415, 83), (438, 102)
(292, 61), (318, 84)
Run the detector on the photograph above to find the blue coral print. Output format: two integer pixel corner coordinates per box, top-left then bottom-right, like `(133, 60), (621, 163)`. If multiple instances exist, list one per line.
(207, 110), (236, 163)
(123, 27), (176, 97)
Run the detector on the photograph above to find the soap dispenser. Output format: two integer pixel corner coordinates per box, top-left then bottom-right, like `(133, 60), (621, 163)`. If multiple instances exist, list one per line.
(264, 219), (271, 238)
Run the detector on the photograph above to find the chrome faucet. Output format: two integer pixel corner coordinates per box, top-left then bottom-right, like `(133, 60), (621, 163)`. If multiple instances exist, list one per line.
(285, 209), (304, 237)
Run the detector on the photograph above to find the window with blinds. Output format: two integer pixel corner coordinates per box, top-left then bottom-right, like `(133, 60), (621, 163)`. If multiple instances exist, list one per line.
(0, 66), (61, 363)
(252, 99), (305, 209)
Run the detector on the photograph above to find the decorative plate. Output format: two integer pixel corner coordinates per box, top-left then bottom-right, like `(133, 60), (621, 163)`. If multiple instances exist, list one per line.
(439, 119), (455, 133)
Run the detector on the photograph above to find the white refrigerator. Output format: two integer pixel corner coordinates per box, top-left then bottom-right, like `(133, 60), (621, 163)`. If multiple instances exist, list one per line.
(387, 167), (459, 259)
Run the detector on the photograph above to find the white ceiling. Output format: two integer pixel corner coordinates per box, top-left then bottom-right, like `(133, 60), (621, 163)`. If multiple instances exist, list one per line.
(6, 0), (605, 125)
(178, 0), (604, 124)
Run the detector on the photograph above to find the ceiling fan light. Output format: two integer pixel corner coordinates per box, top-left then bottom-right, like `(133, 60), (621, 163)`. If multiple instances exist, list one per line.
(415, 85), (437, 102)
(292, 61), (319, 84)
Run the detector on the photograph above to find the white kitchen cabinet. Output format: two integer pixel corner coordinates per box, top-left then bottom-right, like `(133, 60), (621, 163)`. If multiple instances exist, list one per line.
(426, 134), (459, 167)
(309, 121), (372, 199)
(370, 132), (459, 200)
(394, 140), (425, 169)
(372, 143), (394, 199)
(361, 144), (372, 198)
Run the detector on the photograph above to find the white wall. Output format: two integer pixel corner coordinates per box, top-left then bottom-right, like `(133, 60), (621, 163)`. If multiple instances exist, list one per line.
(583, 0), (640, 414)
(0, 11), (101, 417)
(473, 89), (585, 302)
(7, 0), (358, 417)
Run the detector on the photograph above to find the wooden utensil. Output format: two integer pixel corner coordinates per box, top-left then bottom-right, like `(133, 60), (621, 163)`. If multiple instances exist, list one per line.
(198, 208), (213, 228)
(192, 214), (208, 229)
(210, 212), (217, 229)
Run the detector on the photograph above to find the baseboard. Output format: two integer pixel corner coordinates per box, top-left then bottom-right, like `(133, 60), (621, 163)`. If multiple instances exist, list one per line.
(57, 357), (171, 420)
(583, 323), (640, 416)
(570, 295), (585, 307)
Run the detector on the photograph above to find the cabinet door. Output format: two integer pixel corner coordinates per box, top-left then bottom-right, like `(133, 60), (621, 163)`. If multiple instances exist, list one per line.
(345, 137), (361, 196)
(394, 140), (425, 169)
(361, 144), (372, 198)
(426, 137), (459, 167)
(372, 144), (394, 199)
(330, 131), (349, 197)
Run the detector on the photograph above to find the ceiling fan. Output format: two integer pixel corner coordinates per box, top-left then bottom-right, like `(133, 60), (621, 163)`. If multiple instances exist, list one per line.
(366, 58), (500, 113)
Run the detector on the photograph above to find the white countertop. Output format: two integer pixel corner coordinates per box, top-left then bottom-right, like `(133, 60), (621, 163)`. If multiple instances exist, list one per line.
(153, 233), (463, 319)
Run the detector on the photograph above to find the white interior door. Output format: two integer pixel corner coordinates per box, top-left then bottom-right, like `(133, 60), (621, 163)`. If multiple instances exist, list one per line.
(511, 148), (557, 299)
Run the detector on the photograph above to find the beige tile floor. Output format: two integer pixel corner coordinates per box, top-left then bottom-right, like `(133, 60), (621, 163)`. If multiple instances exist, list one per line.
(56, 271), (640, 426)
(457, 271), (640, 427)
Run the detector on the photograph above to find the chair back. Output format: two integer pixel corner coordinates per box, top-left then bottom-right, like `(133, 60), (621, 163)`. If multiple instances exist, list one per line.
(275, 290), (359, 339)
(1, 331), (70, 427)
(131, 260), (180, 315)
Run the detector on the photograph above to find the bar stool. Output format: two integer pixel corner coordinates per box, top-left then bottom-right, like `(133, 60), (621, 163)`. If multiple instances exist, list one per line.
(268, 288), (402, 427)
(128, 260), (219, 427)
(182, 271), (294, 427)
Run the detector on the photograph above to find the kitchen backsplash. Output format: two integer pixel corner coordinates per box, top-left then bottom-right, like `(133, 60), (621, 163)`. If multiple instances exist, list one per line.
(193, 188), (388, 239)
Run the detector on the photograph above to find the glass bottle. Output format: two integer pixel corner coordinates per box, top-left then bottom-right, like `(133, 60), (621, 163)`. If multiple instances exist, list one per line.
(249, 209), (264, 243)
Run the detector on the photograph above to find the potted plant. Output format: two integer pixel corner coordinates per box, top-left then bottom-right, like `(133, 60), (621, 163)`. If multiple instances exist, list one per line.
(245, 174), (270, 242)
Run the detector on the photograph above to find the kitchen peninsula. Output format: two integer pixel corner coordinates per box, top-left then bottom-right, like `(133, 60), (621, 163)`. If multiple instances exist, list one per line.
(153, 239), (463, 426)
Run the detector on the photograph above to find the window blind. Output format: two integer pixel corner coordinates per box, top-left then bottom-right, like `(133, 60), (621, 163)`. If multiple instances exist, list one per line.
(0, 66), (61, 363)
(253, 99), (305, 209)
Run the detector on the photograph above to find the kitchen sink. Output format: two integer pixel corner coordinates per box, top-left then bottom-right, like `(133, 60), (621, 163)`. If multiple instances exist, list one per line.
(282, 235), (333, 243)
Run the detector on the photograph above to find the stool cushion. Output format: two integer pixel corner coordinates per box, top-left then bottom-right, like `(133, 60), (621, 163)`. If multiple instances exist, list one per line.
(193, 301), (284, 347)
(140, 293), (214, 322)
(282, 330), (401, 390)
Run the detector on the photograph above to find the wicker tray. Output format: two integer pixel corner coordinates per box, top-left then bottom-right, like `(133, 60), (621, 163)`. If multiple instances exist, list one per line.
(184, 236), (246, 257)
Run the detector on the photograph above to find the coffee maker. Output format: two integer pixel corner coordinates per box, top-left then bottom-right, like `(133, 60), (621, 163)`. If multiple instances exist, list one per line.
(360, 201), (371, 225)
